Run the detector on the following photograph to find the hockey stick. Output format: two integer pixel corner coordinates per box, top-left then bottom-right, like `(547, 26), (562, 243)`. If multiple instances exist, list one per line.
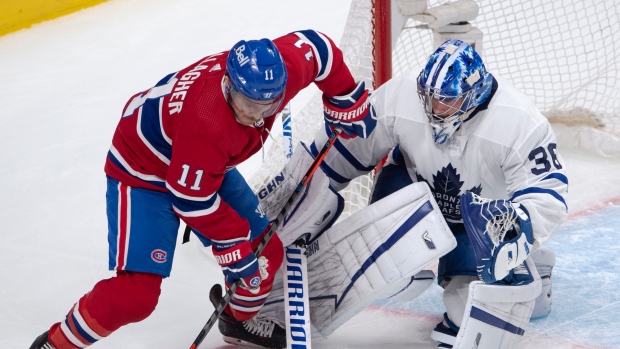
(189, 128), (341, 349)
(278, 104), (312, 348)
(281, 103), (293, 163)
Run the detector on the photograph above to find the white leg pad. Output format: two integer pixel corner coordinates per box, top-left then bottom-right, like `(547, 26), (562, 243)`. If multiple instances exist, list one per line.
(262, 182), (457, 336)
(453, 257), (542, 349)
(530, 248), (556, 318)
(383, 270), (436, 302)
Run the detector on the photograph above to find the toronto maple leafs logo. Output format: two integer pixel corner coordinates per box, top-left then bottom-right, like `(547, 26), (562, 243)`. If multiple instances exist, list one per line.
(416, 164), (482, 222)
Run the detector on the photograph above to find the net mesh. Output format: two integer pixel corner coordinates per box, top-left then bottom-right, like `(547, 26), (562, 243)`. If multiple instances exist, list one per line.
(249, 0), (620, 219)
(392, 0), (620, 138)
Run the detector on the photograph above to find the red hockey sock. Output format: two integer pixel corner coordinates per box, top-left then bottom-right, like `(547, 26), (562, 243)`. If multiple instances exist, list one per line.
(226, 232), (284, 321)
(48, 271), (162, 349)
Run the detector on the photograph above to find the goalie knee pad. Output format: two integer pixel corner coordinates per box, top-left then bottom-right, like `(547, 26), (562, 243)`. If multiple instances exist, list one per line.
(451, 257), (542, 349)
(530, 248), (556, 318)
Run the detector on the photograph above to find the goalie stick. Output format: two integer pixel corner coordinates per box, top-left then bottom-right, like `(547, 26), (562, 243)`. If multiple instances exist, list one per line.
(279, 103), (313, 349)
(189, 128), (341, 349)
(281, 103), (293, 163)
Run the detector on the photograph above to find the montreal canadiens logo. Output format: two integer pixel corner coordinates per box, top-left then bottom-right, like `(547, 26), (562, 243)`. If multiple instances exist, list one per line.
(151, 249), (167, 263)
(249, 276), (261, 287)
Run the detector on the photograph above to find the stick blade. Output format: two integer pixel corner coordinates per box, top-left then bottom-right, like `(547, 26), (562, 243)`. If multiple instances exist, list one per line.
(209, 284), (223, 308)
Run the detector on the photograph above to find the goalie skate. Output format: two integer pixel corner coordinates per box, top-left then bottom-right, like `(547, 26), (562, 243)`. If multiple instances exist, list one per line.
(210, 284), (287, 349)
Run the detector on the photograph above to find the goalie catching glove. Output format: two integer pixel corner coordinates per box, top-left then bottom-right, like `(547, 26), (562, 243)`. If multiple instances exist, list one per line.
(461, 192), (534, 284)
(323, 81), (377, 139)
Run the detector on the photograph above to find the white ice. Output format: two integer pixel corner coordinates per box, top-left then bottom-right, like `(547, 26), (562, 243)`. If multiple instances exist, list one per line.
(1, 0), (620, 348)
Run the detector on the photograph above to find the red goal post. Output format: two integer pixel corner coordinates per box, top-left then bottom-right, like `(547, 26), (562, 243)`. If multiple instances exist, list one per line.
(249, 0), (620, 220)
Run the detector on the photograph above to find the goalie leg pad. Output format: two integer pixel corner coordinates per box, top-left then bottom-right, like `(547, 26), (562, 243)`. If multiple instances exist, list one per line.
(530, 248), (556, 319)
(452, 257), (542, 349)
(262, 182), (456, 336)
(384, 269), (435, 302)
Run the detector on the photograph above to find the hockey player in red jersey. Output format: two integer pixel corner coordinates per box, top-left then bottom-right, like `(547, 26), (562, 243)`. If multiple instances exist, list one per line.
(30, 29), (374, 349)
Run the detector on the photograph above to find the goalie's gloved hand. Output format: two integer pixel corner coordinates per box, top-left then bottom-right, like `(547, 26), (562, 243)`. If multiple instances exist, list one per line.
(212, 239), (262, 292)
(461, 192), (534, 284)
(323, 81), (376, 139)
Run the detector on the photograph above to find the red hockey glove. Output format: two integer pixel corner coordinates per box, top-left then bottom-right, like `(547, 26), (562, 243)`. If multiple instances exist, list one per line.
(323, 81), (376, 139)
(212, 240), (262, 291)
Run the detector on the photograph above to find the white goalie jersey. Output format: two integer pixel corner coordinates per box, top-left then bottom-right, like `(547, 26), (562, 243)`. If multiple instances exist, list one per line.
(313, 72), (568, 246)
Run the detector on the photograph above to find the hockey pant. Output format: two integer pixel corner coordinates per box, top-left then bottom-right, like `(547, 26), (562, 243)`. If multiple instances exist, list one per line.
(261, 181), (457, 336)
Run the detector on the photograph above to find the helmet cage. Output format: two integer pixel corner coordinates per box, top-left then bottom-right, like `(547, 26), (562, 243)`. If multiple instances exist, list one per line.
(225, 75), (285, 118)
(417, 83), (476, 125)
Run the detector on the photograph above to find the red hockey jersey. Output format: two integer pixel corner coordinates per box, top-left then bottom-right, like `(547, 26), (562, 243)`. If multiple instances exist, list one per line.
(104, 30), (356, 243)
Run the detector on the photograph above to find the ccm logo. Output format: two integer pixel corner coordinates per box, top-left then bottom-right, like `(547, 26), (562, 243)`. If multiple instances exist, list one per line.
(151, 249), (167, 263)
(215, 250), (242, 265)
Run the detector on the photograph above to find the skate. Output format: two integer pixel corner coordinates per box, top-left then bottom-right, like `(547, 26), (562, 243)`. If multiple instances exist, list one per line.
(210, 284), (286, 349)
(430, 314), (458, 349)
(29, 331), (56, 349)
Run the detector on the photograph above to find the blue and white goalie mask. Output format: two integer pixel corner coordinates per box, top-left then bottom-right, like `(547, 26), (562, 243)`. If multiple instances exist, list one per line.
(417, 39), (493, 144)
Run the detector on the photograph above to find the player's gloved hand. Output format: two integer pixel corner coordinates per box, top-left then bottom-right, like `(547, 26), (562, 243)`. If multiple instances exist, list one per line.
(461, 192), (534, 284)
(212, 239), (262, 292)
(323, 81), (376, 139)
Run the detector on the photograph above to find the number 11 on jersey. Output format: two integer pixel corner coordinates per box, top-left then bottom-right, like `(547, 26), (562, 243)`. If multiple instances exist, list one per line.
(177, 164), (203, 190)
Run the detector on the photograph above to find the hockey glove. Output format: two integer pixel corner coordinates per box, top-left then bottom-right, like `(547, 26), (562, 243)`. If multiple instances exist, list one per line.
(212, 239), (262, 292)
(323, 81), (377, 139)
(461, 192), (534, 284)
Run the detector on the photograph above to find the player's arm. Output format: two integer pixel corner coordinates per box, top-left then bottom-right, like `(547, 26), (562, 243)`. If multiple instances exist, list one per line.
(504, 120), (568, 247)
(461, 118), (567, 284)
(311, 78), (400, 191)
(276, 30), (375, 139)
(166, 134), (264, 290)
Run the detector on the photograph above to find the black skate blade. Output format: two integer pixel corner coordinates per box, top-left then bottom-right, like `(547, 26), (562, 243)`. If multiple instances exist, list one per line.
(223, 335), (267, 348)
(209, 283), (223, 308)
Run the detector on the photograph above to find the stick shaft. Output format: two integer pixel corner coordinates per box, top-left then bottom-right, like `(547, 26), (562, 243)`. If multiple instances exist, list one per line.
(190, 129), (340, 349)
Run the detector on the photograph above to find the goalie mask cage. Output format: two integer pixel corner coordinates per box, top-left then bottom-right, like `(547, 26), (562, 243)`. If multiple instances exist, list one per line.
(249, 0), (620, 220)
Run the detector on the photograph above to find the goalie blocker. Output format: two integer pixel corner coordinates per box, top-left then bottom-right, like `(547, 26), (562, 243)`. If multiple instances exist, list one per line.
(257, 144), (457, 336)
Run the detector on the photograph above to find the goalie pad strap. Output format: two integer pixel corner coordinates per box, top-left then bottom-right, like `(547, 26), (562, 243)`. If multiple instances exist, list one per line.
(469, 307), (525, 335)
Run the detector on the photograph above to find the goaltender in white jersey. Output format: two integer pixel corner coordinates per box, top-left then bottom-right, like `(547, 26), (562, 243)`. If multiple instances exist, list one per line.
(317, 39), (568, 348)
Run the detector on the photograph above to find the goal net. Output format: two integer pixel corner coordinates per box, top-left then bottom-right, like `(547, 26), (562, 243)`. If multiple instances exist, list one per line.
(249, 0), (620, 220)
